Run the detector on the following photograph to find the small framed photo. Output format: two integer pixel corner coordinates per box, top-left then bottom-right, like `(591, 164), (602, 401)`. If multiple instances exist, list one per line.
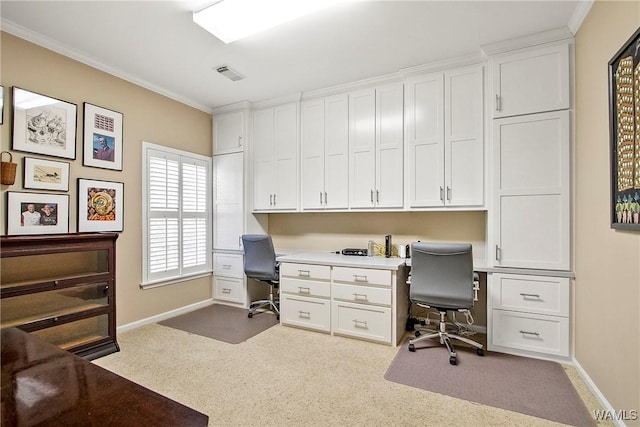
(83, 103), (123, 171)
(24, 157), (70, 191)
(7, 192), (70, 235)
(1, 85), (4, 125)
(78, 178), (124, 232)
(11, 87), (77, 159)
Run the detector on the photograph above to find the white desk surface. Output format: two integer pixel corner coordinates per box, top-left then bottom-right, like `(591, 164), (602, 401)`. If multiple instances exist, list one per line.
(276, 251), (406, 270)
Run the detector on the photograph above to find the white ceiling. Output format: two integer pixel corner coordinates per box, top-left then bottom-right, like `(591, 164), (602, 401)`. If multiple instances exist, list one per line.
(1, 1), (588, 113)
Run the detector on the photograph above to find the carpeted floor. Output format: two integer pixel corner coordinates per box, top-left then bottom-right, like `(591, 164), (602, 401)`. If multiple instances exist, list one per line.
(94, 323), (611, 426)
(158, 304), (278, 344)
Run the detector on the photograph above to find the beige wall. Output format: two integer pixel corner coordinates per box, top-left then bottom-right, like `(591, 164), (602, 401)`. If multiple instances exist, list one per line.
(575, 0), (640, 419)
(0, 33), (213, 326)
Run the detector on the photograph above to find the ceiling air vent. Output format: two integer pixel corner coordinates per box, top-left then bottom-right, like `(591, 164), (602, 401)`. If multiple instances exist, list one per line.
(216, 65), (245, 81)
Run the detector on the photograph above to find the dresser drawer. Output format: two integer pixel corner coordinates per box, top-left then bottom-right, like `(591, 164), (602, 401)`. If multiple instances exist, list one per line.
(332, 301), (391, 344)
(281, 277), (330, 298)
(213, 276), (245, 304)
(491, 274), (569, 317)
(332, 283), (391, 306)
(280, 263), (331, 281)
(492, 310), (569, 357)
(213, 253), (244, 278)
(281, 294), (331, 332)
(332, 267), (391, 287)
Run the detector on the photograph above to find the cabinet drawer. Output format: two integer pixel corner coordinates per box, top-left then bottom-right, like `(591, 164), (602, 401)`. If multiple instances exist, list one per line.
(332, 283), (391, 306)
(332, 266), (391, 287)
(213, 253), (244, 277)
(280, 278), (330, 298)
(213, 276), (245, 304)
(281, 294), (331, 332)
(491, 274), (569, 317)
(492, 310), (569, 357)
(332, 301), (391, 344)
(280, 263), (331, 281)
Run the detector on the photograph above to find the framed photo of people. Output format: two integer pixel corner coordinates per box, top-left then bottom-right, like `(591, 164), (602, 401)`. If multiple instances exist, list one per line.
(608, 27), (640, 230)
(78, 178), (124, 232)
(7, 191), (70, 235)
(83, 103), (123, 171)
(11, 87), (77, 159)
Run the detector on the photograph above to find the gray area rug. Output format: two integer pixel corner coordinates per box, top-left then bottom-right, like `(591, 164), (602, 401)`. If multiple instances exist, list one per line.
(384, 338), (595, 426)
(158, 304), (278, 344)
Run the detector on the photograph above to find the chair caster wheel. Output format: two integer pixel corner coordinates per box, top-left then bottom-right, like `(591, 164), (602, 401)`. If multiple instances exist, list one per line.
(248, 312), (253, 318)
(414, 331), (421, 337)
(408, 343), (416, 352)
(477, 348), (484, 356)
(449, 356), (457, 365)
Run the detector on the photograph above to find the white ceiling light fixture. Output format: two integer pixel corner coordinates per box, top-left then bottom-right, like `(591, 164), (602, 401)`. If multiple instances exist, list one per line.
(194, 0), (345, 44)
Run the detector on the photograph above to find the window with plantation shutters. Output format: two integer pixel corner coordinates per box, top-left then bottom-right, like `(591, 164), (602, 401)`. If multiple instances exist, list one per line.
(142, 142), (212, 287)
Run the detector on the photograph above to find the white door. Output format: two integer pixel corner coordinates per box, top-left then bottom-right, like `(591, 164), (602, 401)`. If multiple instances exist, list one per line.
(375, 82), (404, 208)
(273, 102), (299, 210)
(213, 110), (244, 155)
(324, 93), (349, 209)
(301, 99), (325, 210)
(493, 111), (570, 270)
(253, 108), (274, 210)
(213, 152), (243, 250)
(349, 88), (376, 208)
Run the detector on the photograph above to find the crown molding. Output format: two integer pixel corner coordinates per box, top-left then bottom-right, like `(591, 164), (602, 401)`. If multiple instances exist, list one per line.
(567, 1), (594, 35)
(211, 101), (252, 115)
(302, 72), (403, 100)
(399, 52), (485, 78)
(252, 92), (302, 110)
(481, 26), (574, 57)
(1, 19), (214, 114)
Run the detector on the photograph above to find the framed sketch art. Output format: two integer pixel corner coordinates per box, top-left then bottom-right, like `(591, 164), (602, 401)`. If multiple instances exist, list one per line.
(83, 103), (123, 170)
(78, 178), (124, 232)
(609, 27), (640, 230)
(23, 157), (70, 191)
(7, 192), (70, 235)
(0, 85), (4, 125)
(11, 87), (77, 159)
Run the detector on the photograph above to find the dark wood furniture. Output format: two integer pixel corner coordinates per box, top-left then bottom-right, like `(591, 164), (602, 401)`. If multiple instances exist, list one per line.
(1, 233), (119, 360)
(1, 327), (209, 426)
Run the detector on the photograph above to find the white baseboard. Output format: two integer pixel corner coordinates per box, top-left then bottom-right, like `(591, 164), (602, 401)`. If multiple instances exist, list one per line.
(117, 299), (215, 334)
(573, 358), (625, 427)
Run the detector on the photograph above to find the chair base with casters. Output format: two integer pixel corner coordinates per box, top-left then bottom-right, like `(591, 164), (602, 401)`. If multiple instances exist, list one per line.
(247, 282), (280, 320)
(408, 309), (484, 365)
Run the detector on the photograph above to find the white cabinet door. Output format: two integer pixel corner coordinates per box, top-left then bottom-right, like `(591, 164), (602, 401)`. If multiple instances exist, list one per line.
(375, 82), (404, 208)
(493, 111), (570, 270)
(323, 94), (349, 209)
(253, 108), (275, 210)
(445, 65), (484, 206)
(273, 102), (299, 210)
(213, 110), (244, 155)
(492, 43), (570, 118)
(301, 98), (325, 210)
(349, 88), (377, 208)
(213, 152), (243, 250)
(405, 73), (444, 207)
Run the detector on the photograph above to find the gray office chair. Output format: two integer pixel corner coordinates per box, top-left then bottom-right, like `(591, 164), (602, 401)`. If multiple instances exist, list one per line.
(241, 234), (280, 319)
(408, 242), (484, 365)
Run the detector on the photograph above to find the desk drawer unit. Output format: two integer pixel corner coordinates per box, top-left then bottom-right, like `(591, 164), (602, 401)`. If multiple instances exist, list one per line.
(213, 253), (244, 278)
(213, 276), (245, 304)
(280, 278), (330, 298)
(332, 283), (391, 306)
(332, 301), (392, 343)
(280, 294), (331, 332)
(280, 263), (331, 281)
(492, 310), (569, 357)
(491, 274), (569, 316)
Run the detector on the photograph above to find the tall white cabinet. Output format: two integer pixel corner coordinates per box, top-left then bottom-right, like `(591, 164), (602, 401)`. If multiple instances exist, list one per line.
(488, 40), (572, 360)
(404, 64), (484, 208)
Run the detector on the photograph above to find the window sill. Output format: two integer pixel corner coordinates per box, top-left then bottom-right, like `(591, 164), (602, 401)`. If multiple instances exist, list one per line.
(140, 271), (213, 290)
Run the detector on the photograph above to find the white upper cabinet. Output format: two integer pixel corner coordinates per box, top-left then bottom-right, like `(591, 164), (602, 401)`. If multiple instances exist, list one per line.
(301, 94), (349, 210)
(491, 43), (570, 118)
(213, 110), (244, 155)
(252, 102), (299, 211)
(405, 64), (484, 208)
(349, 83), (404, 209)
(213, 152), (244, 251)
(492, 110), (570, 270)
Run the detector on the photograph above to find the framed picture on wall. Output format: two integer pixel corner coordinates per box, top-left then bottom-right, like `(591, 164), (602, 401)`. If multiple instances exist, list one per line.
(0, 85), (4, 125)
(609, 27), (640, 230)
(23, 157), (70, 191)
(77, 178), (124, 232)
(7, 191), (70, 235)
(11, 87), (77, 159)
(83, 103), (123, 171)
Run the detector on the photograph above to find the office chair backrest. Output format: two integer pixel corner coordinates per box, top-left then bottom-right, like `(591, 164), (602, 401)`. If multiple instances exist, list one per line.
(410, 242), (474, 310)
(241, 234), (278, 282)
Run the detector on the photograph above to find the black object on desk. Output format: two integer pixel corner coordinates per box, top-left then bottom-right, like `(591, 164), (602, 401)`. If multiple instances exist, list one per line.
(341, 248), (368, 256)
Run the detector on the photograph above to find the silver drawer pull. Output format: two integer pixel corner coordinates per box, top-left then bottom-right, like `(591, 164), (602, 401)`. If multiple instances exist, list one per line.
(353, 319), (368, 328)
(520, 293), (541, 299)
(519, 330), (540, 336)
(353, 293), (368, 301)
(222, 288), (232, 294)
(298, 311), (311, 319)
(297, 270), (310, 277)
(353, 275), (368, 282)
(222, 264), (232, 269)
(298, 286), (311, 294)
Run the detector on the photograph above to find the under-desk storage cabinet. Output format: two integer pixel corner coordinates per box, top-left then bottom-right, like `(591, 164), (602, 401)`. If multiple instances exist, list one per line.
(279, 263), (331, 332)
(0, 233), (119, 360)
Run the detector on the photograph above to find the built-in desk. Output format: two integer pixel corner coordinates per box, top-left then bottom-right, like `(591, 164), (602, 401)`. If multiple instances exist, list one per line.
(276, 252), (408, 346)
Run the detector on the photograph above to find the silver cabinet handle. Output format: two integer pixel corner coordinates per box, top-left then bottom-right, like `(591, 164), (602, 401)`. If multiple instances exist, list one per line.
(222, 264), (232, 269)
(324, 192), (327, 205)
(298, 286), (311, 294)
(297, 269), (310, 277)
(376, 189), (380, 203)
(273, 194), (276, 205)
(352, 293), (368, 301)
(298, 311), (311, 319)
(269, 194), (273, 206)
(446, 186), (451, 201)
(440, 186), (444, 202)
(353, 274), (368, 282)
(238, 136), (243, 146)
(495, 245), (501, 261)
(370, 189), (374, 203)
(320, 191), (323, 204)
(495, 94), (501, 111)
(222, 288), (232, 294)
(520, 293), (541, 299)
(519, 330), (540, 336)
(353, 319), (368, 329)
